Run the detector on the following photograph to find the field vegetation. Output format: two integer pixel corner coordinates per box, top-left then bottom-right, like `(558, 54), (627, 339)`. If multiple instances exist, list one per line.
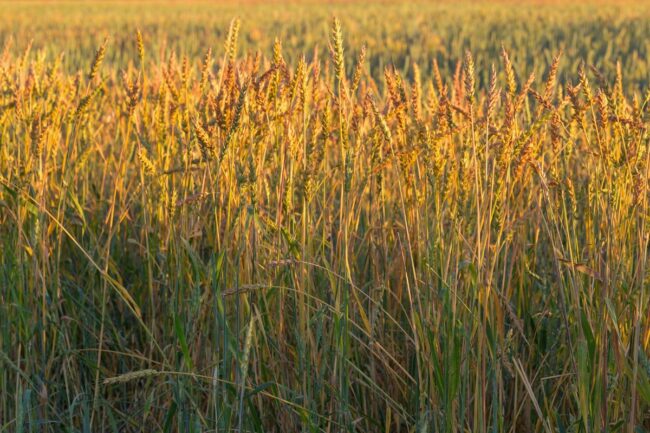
(1, 1), (649, 432)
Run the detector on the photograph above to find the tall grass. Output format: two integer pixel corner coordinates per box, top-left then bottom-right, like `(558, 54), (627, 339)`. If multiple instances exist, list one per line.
(1, 9), (649, 433)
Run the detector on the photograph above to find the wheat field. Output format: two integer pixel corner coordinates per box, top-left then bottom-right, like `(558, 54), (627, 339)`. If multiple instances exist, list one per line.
(0, 1), (649, 432)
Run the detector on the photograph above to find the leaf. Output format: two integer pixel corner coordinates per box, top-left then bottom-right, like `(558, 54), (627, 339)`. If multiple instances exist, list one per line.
(174, 313), (193, 370)
(558, 258), (603, 282)
(244, 381), (275, 399)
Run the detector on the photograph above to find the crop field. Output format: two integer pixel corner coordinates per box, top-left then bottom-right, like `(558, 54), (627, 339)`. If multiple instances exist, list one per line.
(1, 1), (650, 432)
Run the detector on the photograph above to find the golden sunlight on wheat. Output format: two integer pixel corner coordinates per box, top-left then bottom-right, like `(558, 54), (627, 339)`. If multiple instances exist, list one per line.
(1, 2), (649, 432)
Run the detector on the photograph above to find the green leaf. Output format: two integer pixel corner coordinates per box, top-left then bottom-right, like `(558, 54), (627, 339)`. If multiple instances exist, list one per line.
(174, 313), (193, 370)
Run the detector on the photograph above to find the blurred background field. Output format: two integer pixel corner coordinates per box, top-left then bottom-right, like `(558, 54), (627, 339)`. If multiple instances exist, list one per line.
(3, 1), (650, 90)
